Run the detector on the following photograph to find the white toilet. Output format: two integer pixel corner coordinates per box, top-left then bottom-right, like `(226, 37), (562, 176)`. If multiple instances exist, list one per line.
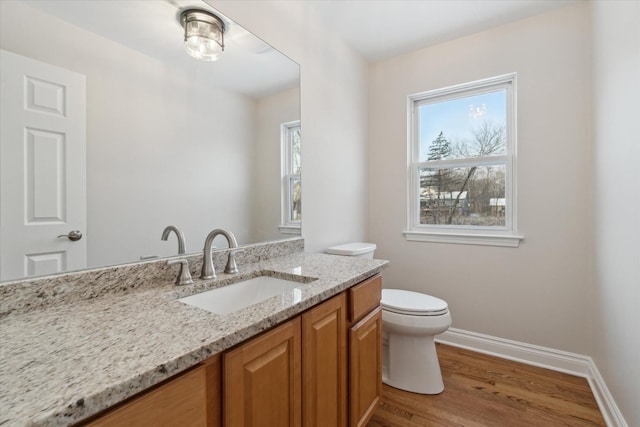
(326, 242), (452, 395)
(381, 289), (451, 394)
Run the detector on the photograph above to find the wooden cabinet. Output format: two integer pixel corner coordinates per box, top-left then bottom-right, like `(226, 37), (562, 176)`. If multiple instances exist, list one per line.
(223, 317), (301, 427)
(347, 274), (382, 427)
(348, 307), (382, 427)
(84, 354), (221, 427)
(302, 293), (348, 427)
(348, 275), (382, 324)
(225, 275), (381, 427)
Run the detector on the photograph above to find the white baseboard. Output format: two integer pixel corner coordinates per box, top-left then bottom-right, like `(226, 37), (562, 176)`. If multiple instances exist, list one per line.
(435, 328), (628, 427)
(586, 358), (629, 427)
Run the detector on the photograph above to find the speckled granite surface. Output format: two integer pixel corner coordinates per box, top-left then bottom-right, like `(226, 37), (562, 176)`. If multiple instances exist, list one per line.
(0, 237), (305, 317)
(0, 240), (387, 426)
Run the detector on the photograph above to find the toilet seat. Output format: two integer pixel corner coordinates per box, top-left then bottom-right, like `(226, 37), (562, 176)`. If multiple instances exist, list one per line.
(382, 289), (448, 316)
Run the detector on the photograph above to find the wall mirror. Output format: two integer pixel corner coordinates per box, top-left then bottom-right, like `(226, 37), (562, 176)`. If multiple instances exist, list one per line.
(0, 0), (301, 282)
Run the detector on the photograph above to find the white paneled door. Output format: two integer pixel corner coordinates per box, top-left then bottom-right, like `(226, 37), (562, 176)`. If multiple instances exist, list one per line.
(1, 50), (86, 281)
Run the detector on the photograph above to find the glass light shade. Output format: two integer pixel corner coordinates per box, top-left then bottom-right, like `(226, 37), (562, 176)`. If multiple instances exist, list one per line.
(184, 35), (222, 61)
(181, 10), (225, 62)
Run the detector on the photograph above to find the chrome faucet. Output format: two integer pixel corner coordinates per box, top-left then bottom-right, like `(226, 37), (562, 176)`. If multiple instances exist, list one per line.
(200, 229), (240, 279)
(161, 225), (186, 254)
(167, 258), (194, 286)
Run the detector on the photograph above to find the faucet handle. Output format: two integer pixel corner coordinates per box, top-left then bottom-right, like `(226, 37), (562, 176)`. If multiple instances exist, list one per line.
(224, 249), (245, 274)
(167, 258), (194, 286)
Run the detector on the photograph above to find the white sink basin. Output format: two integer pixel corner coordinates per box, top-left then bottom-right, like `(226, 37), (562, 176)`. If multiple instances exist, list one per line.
(178, 276), (305, 315)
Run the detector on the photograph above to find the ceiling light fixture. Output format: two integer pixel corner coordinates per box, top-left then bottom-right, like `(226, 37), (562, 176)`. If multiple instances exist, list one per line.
(180, 9), (225, 61)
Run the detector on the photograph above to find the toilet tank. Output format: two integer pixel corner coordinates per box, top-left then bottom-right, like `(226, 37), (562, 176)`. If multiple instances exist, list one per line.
(326, 242), (377, 259)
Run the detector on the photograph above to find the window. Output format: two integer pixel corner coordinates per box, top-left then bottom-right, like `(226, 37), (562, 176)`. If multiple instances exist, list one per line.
(280, 120), (301, 233)
(405, 74), (522, 247)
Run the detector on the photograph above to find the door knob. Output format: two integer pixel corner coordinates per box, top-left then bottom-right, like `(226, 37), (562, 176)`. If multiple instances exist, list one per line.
(57, 230), (83, 241)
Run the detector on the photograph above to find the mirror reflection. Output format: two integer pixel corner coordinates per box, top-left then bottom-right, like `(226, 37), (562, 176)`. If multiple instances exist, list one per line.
(0, 0), (301, 282)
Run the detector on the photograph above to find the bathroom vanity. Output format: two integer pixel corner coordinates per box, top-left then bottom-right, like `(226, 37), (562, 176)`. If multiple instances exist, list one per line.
(84, 274), (381, 427)
(0, 239), (387, 426)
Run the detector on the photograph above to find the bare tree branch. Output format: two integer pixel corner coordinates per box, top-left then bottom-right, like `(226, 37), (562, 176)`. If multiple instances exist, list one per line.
(447, 120), (505, 223)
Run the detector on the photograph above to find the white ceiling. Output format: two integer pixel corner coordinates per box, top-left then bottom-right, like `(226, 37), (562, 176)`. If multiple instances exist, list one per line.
(306, 0), (579, 61)
(17, 0), (578, 97)
(20, 0), (300, 99)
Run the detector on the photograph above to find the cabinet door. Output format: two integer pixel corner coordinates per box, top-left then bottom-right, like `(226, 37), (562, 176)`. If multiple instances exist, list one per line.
(302, 293), (348, 427)
(224, 317), (301, 427)
(349, 307), (382, 427)
(86, 354), (221, 427)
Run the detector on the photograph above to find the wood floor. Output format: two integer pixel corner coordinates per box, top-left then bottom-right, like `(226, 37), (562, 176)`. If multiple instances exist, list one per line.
(368, 344), (605, 427)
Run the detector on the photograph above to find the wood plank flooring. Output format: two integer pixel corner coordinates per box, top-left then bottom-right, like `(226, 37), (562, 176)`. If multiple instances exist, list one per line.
(368, 344), (605, 427)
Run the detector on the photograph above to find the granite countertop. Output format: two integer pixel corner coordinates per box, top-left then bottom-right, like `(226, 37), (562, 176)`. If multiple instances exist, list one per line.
(0, 252), (387, 426)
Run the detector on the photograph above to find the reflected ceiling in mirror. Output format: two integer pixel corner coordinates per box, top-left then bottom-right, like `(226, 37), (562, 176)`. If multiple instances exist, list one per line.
(0, 0), (301, 282)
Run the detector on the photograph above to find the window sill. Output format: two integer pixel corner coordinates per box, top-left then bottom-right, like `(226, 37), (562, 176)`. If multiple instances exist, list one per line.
(278, 225), (301, 235)
(403, 230), (523, 247)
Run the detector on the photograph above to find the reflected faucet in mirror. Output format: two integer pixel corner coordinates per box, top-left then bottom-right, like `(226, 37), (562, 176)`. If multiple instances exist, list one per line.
(161, 225), (186, 255)
(201, 229), (240, 280)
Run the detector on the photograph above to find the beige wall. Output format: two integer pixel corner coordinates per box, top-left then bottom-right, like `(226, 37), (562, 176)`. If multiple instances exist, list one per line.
(591, 1), (640, 425)
(211, 1), (370, 254)
(368, 4), (592, 354)
(253, 87), (300, 242)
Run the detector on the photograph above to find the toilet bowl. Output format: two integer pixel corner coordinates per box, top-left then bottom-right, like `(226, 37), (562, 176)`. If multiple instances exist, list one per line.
(326, 243), (452, 395)
(382, 289), (451, 394)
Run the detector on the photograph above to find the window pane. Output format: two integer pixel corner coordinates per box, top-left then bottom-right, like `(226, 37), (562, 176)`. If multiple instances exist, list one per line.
(291, 127), (301, 175)
(290, 176), (301, 221)
(419, 165), (506, 226)
(418, 90), (506, 162)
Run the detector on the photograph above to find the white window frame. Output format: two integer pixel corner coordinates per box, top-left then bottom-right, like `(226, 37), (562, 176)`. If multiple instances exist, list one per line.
(404, 74), (523, 247)
(279, 120), (301, 234)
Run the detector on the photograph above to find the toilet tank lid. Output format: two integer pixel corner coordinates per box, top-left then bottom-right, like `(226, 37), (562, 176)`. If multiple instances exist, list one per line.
(326, 242), (377, 256)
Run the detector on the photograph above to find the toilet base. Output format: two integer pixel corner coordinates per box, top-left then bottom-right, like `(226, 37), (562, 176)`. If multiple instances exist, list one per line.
(381, 295), (451, 395)
(383, 333), (444, 394)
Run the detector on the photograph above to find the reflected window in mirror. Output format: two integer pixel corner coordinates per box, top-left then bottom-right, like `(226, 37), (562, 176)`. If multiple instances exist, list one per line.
(280, 121), (301, 234)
